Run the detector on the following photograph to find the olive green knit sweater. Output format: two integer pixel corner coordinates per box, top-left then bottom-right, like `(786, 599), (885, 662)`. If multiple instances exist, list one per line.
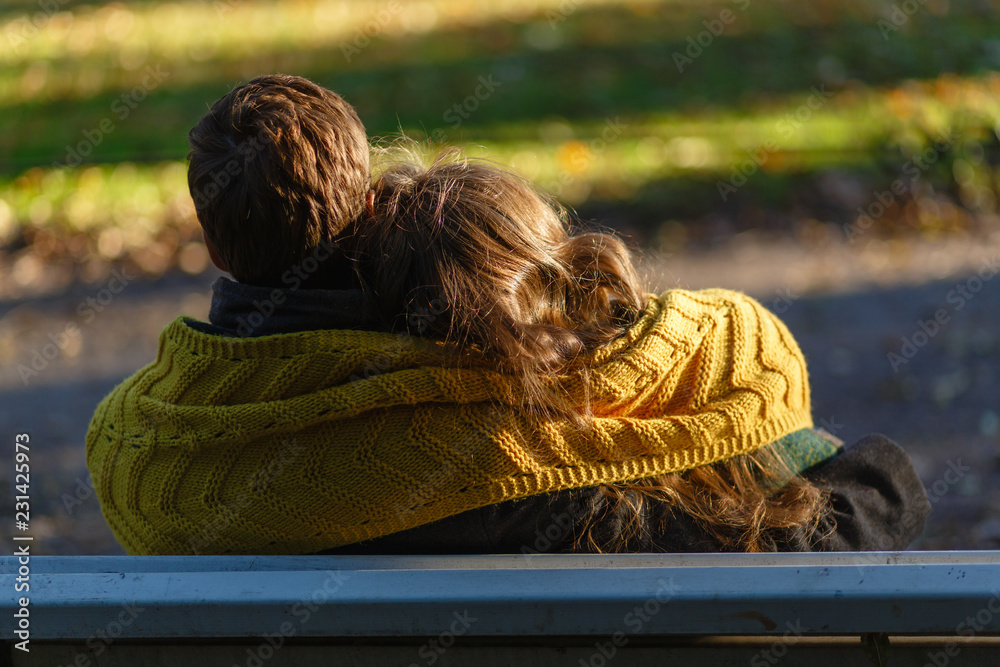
(86, 288), (813, 555)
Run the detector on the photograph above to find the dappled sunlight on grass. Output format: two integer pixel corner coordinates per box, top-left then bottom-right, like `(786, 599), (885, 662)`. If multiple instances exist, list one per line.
(3, 72), (999, 272)
(0, 162), (201, 292)
(2, 0), (999, 287)
(4, 5), (999, 174)
(1, 0), (686, 105)
(2, 0), (991, 110)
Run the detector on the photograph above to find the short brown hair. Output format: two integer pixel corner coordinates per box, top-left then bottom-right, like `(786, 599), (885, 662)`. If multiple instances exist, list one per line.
(188, 74), (369, 287)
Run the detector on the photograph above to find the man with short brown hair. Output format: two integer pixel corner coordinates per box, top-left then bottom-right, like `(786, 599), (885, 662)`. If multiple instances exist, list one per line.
(188, 74), (370, 291)
(180, 74), (377, 338)
(86, 75), (385, 555)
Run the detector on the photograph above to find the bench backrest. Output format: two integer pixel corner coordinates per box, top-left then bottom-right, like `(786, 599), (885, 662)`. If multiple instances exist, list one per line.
(4, 552), (1000, 666)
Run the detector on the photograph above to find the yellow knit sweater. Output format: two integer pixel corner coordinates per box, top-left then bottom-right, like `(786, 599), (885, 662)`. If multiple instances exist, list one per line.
(86, 288), (812, 555)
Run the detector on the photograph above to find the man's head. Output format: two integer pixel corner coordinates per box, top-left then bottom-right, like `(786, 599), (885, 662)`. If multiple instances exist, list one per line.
(187, 74), (369, 288)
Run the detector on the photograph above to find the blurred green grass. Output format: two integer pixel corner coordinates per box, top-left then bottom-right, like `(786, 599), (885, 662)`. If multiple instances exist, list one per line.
(1, 0), (999, 290)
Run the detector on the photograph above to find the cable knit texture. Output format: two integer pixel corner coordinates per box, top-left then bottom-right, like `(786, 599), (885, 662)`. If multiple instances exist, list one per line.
(86, 288), (813, 555)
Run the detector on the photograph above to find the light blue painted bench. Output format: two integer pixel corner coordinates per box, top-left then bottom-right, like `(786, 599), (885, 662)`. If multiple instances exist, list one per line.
(3, 552), (1000, 666)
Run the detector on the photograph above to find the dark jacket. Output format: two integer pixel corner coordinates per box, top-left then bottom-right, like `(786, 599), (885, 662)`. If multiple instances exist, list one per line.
(198, 277), (931, 554)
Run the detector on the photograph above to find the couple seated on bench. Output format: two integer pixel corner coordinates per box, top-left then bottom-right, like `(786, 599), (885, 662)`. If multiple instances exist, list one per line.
(85, 75), (928, 556)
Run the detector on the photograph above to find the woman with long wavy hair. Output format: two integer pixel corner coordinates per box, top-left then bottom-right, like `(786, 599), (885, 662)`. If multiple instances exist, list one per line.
(332, 147), (929, 554)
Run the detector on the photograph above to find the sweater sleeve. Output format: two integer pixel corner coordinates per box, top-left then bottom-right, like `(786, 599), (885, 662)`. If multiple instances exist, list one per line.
(790, 433), (930, 551)
(317, 434), (931, 555)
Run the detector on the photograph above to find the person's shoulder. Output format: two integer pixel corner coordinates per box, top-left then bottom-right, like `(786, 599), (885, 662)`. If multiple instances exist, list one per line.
(805, 432), (928, 494)
(654, 287), (772, 314)
(821, 433), (916, 469)
(651, 288), (795, 339)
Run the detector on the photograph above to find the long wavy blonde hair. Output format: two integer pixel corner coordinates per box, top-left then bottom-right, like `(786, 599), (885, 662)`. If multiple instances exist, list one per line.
(349, 146), (828, 552)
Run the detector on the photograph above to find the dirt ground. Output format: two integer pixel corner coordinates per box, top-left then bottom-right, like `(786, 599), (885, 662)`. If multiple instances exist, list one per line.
(2, 229), (999, 554)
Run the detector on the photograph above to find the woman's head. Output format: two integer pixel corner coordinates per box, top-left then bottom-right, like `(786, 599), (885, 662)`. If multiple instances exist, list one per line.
(351, 147), (644, 409)
(350, 146), (829, 551)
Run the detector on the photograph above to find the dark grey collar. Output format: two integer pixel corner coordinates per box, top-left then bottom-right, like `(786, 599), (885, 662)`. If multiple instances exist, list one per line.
(190, 277), (377, 337)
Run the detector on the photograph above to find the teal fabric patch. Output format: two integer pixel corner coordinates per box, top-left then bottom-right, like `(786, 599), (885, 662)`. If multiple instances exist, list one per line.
(766, 428), (840, 489)
(775, 428), (840, 472)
